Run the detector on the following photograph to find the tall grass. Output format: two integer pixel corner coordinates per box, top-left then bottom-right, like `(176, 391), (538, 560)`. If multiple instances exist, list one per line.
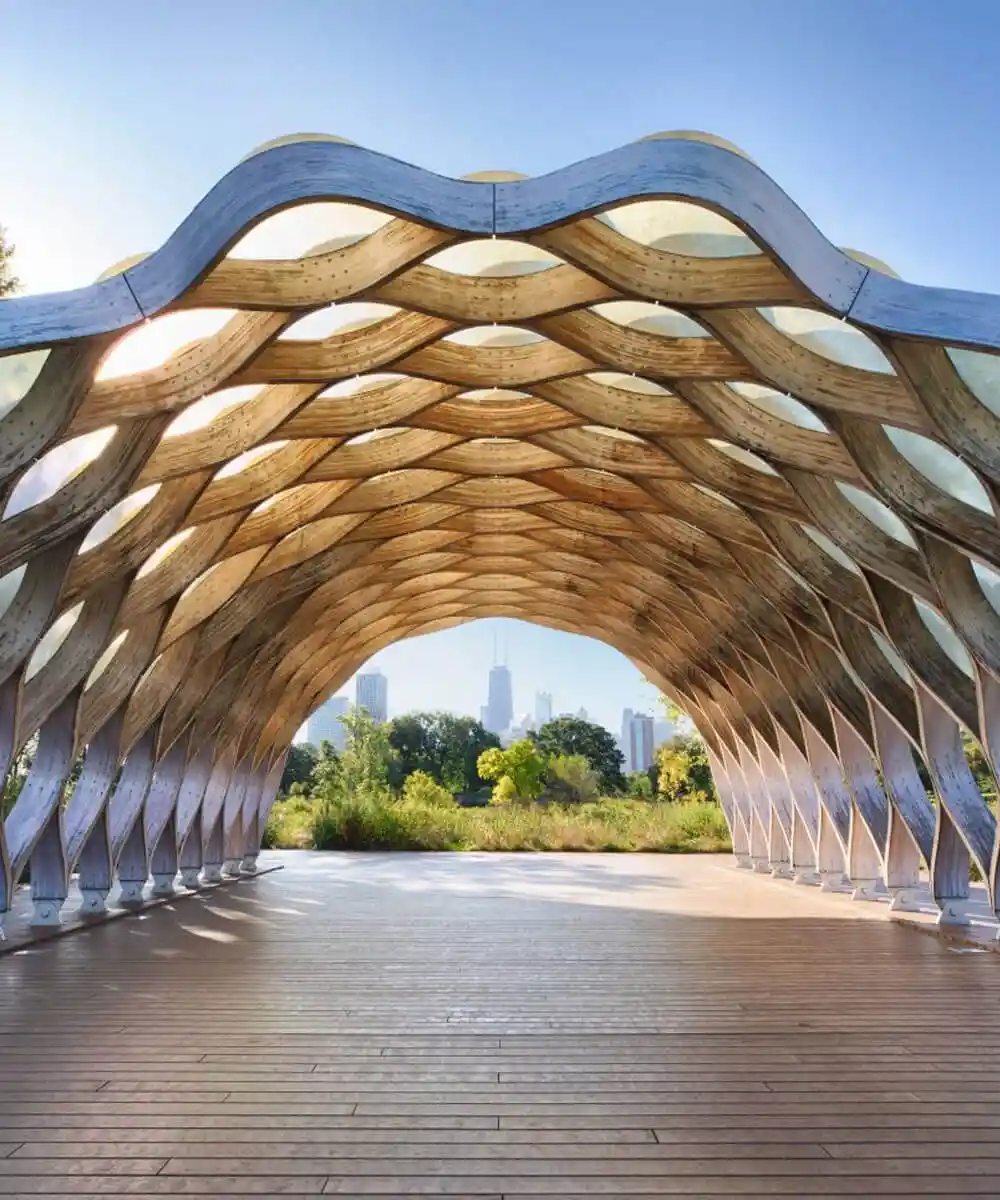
(265, 792), (731, 854)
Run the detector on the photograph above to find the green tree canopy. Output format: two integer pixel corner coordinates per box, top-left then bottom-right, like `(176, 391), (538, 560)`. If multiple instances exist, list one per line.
(280, 742), (319, 792)
(532, 717), (625, 793)
(333, 708), (399, 800)
(545, 754), (600, 804)
(657, 732), (715, 802)
(387, 711), (500, 792)
(477, 739), (547, 803)
(0, 226), (19, 298)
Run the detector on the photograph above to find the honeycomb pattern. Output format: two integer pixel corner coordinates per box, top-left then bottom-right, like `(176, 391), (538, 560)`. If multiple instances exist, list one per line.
(2, 131), (1000, 921)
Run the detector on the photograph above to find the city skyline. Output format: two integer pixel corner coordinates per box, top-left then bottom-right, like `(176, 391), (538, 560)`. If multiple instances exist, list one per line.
(295, 620), (663, 742)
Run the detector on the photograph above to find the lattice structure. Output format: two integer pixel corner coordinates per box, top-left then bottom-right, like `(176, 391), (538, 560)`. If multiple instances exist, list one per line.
(3, 130), (1000, 926)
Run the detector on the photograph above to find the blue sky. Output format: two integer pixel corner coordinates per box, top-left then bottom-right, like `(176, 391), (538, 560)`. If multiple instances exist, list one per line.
(4, 0), (1000, 730)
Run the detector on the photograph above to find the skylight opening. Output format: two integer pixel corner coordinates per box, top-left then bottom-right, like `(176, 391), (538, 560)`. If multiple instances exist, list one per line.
(914, 599), (974, 677)
(0, 349), (48, 421)
(727, 381), (829, 431)
(3, 426), (117, 520)
(164, 385), (264, 438)
(97, 310), (236, 380)
(215, 441), (288, 479)
(25, 603), (84, 680)
(758, 307), (895, 374)
(279, 303), (399, 340)
(227, 201), (391, 260)
(946, 347), (1000, 420)
(426, 240), (560, 277)
(835, 482), (918, 547)
(587, 371), (671, 395)
(136, 528), (195, 578)
(883, 427), (993, 513)
(84, 630), (130, 691)
(79, 485), (161, 554)
(598, 199), (760, 257)
(708, 439), (780, 475)
(445, 326), (544, 347)
(591, 302), (710, 338)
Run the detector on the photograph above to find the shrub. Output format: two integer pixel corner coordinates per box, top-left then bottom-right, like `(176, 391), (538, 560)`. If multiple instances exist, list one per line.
(545, 754), (601, 804)
(402, 770), (456, 809)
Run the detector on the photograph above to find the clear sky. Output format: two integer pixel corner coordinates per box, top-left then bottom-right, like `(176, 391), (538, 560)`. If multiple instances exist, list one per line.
(4, 0), (1000, 731)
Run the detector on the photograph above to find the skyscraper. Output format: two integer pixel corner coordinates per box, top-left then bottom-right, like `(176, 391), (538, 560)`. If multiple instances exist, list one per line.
(355, 670), (388, 723)
(306, 695), (350, 750)
(628, 712), (656, 773)
(620, 708), (634, 772)
(534, 691), (553, 727)
(484, 664), (513, 735)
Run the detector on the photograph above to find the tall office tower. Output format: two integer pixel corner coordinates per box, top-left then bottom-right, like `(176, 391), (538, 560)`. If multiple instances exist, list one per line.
(484, 664), (514, 734)
(355, 670), (388, 723)
(576, 706), (589, 722)
(620, 708), (634, 773)
(535, 691), (553, 727)
(628, 712), (656, 773)
(306, 695), (350, 750)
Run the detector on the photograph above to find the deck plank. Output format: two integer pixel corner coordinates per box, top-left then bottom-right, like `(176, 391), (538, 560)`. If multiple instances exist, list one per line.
(2, 850), (1000, 1196)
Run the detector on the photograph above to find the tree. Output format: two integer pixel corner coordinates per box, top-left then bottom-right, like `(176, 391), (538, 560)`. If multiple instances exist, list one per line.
(532, 717), (625, 794)
(0, 226), (19, 298)
(477, 739), (547, 803)
(333, 708), (399, 800)
(387, 712), (500, 792)
(280, 742), (319, 792)
(657, 732), (716, 802)
(626, 770), (654, 799)
(545, 754), (600, 804)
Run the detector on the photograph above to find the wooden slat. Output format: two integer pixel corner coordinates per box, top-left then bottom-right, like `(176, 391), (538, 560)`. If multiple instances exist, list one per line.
(1, 851), (1000, 1196)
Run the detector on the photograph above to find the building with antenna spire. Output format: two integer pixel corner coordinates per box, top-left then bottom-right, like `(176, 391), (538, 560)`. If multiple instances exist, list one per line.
(483, 633), (514, 735)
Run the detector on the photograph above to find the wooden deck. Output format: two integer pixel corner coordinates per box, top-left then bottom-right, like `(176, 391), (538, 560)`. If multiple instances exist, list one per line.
(2, 851), (1000, 1196)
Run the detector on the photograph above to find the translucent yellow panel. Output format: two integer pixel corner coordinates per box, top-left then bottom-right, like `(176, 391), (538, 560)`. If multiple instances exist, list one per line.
(79, 484), (161, 554)
(883, 427), (992, 513)
(3, 427), (117, 520)
(84, 630), (129, 691)
(426, 240), (559, 277)
(708, 439), (779, 475)
(727, 382), (828, 431)
(592, 302), (710, 337)
(914, 599), (974, 677)
(228, 200), (390, 260)
(98, 311), (236, 380)
(459, 388), (532, 402)
(759, 308), (895, 373)
(165, 386), (264, 438)
(599, 199), (760, 257)
(835, 482), (917, 547)
(445, 326), (544, 347)
(280, 303), (398, 340)
(801, 525), (862, 574)
(946, 347), (1000, 419)
(25, 603), (83, 681)
(0, 349), (48, 421)
(215, 441), (288, 480)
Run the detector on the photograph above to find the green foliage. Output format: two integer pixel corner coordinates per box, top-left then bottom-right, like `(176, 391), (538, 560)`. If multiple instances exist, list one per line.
(280, 742), (318, 792)
(544, 754), (600, 804)
(477, 739), (546, 803)
(262, 793), (315, 849)
(0, 226), (19, 298)
(401, 770), (457, 809)
(532, 716), (625, 793)
(311, 740), (342, 793)
(334, 707), (399, 800)
(657, 732), (716, 802)
(279, 791), (731, 854)
(387, 712), (500, 791)
(626, 770), (654, 799)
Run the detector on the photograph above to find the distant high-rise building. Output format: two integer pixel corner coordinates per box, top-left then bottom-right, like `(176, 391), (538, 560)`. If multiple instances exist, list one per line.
(620, 708), (634, 772)
(355, 670), (388, 723)
(535, 691), (553, 727)
(307, 695), (350, 750)
(628, 712), (656, 773)
(479, 704), (490, 728)
(576, 706), (589, 722)
(484, 664), (514, 734)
